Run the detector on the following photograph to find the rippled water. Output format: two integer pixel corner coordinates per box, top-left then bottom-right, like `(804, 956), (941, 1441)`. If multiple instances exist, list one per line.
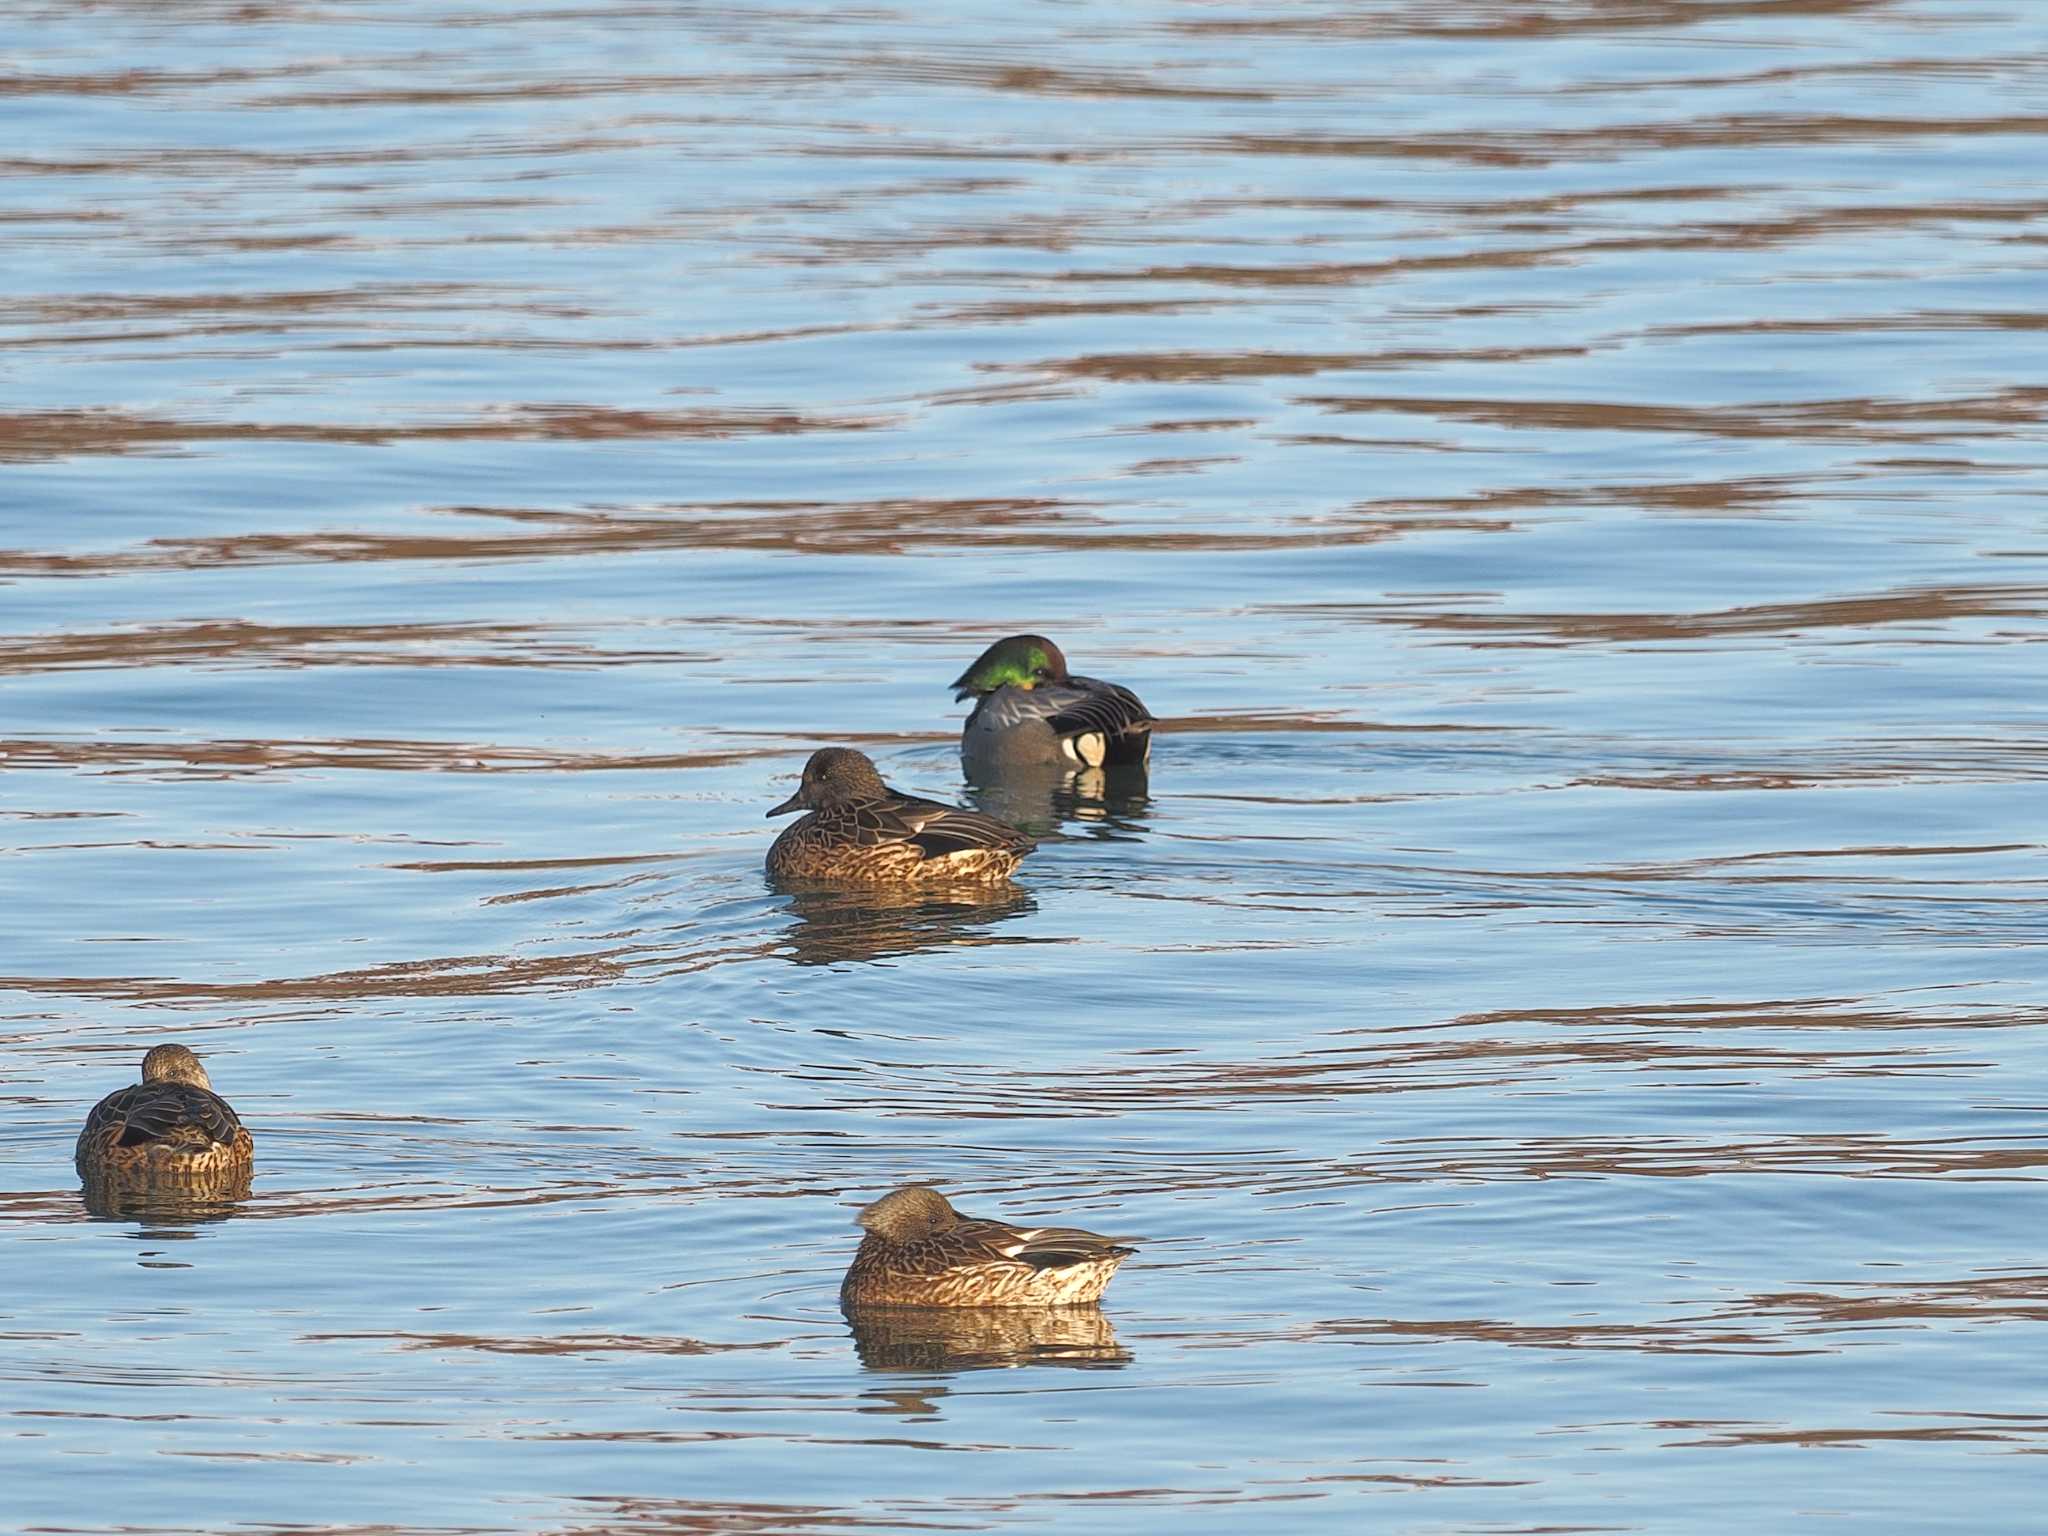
(5, 0), (2048, 1530)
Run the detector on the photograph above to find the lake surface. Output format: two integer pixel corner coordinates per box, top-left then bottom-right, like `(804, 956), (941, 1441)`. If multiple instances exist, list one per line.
(4, 0), (2047, 1530)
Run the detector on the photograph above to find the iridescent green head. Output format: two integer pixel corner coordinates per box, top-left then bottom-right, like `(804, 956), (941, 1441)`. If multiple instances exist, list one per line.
(950, 635), (1070, 701)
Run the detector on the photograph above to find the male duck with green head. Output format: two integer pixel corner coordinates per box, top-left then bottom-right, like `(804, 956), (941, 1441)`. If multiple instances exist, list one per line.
(949, 634), (1154, 777)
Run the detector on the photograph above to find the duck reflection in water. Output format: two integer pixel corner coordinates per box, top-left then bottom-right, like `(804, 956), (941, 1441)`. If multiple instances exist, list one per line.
(962, 761), (1152, 842)
(75, 1042), (254, 1233)
(771, 881), (1038, 966)
(846, 1303), (1130, 1374)
(80, 1166), (252, 1231)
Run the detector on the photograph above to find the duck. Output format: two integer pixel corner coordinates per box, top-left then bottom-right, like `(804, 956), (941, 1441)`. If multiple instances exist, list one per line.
(766, 747), (1034, 885)
(75, 1044), (254, 1184)
(950, 634), (1153, 776)
(840, 1184), (1136, 1308)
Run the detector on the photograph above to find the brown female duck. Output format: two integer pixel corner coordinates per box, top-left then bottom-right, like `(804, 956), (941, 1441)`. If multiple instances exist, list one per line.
(766, 747), (1034, 885)
(76, 1044), (254, 1184)
(841, 1185), (1135, 1308)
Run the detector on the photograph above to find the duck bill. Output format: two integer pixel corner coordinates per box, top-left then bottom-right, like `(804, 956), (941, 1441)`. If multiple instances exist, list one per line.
(765, 790), (805, 817)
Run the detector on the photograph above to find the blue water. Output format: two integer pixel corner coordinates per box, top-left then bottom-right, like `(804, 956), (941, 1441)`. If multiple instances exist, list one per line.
(3, 0), (2047, 1530)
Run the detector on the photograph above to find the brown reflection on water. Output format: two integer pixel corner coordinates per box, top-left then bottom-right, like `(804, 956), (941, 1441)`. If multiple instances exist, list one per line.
(15, 278), (514, 333)
(1167, 0), (1901, 42)
(1003, 342), (1589, 386)
(0, 497), (1533, 579)
(0, 947), (646, 1003)
(1660, 1413), (2048, 1449)
(847, 55), (1278, 105)
(0, 404), (891, 463)
(1157, 712), (1482, 736)
(1050, 197), (2047, 291)
(1296, 387), (2048, 443)
(0, 620), (691, 675)
(1281, 583), (2048, 644)
(0, 711), (1457, 781)
(0, 470), (1815, 584)
(1450, 997), (2048, 1036)
(306, 1329), (780, 1360)
(1729, 1270), (2048, 1330)
(1332, 1312), (1801, 1358)
(0, 737), (761, 776)
(0, 499), (1086, 576)
(554, 1495), (932, 1535)
(845, 1304), (1130, 1372)
(1648, 308), (2048, 340)
(1573, 763), (2048, 790)
(1226, 1271), (2048, 1365)
(563, 1480), (1324, 1535)
(1202, 475), (1797, 528)
(761, 994), (2020, 1119)
(772, 885), (1044, 968)
(1204, 120), (2048, 172)
(1373, 1133), (2048, 1184)
(0, 64), (307, 99)
(78, 1169), (252, 1227)
(1405, 842), (2045, 893)
(248, 69), (837, 111)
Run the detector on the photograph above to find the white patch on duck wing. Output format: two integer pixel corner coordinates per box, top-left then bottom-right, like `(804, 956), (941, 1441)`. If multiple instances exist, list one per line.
(993, 1223), (1127, 1265)
(878, 796), (1031, 857)
(1062, 731), (1108, 768)
(892, 803), (946, 835)
(1046, 677), (1150, 740)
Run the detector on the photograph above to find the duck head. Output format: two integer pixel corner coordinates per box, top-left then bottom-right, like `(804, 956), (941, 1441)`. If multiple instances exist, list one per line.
(140, 1043), (213, 1090)
(766, 747), (890, 817)
(856, 1184), (961, 1242)
(950, 635), (1069, 702)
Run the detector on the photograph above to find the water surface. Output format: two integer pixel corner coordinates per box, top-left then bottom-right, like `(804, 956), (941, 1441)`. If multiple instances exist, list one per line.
(4, 1), (2048, 1531)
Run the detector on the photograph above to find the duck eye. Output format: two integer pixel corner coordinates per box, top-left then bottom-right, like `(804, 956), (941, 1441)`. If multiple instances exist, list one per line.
(1032, 665), (1051, 680)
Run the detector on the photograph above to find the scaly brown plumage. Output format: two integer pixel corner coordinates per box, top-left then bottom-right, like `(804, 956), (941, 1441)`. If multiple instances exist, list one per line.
(765, 747), (1034, 885)
(841, 1185), (1135, 1308)
(75, 1044), (254, 1185)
